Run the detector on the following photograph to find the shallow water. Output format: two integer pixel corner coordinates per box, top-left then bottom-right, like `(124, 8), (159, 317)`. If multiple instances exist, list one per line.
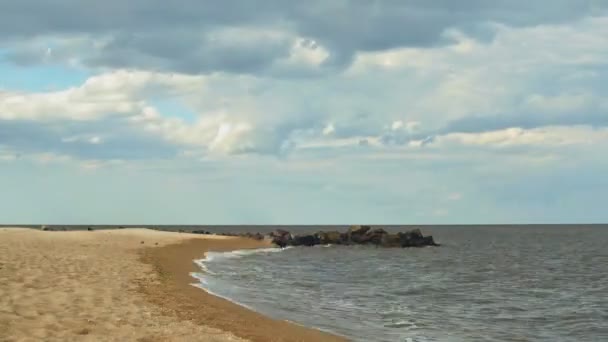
(194, 226), (608, 341)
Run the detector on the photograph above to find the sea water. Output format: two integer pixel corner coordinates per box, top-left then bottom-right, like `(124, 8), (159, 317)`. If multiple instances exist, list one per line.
(193, 226), (608, 342)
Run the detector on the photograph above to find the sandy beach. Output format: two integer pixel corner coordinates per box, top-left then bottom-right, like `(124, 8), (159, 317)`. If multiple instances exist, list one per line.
(0, 228), (346, 342)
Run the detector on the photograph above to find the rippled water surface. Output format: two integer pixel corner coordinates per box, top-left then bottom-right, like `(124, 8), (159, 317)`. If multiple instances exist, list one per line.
(194, 226), (608, 341)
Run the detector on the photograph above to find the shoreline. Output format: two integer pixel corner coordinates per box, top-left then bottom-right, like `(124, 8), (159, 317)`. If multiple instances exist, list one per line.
(190, 247), (349, 340)
(139, 234), (348, 342)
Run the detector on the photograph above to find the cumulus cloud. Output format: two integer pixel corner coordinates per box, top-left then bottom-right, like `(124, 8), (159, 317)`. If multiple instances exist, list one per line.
(0, 70), (204, 121)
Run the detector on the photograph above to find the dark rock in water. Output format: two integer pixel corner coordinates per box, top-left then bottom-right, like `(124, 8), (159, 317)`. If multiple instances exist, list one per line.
(380, 233), (401, 247)
(192, 230), (211, 235)
(348, 225), (371, 236)
(292, 234), (320, 247)
(397, 229), (439, 247)
(423, 236), (438, 246)
(269, 229), (293, 248)
(360, 228), (388, 245)
(315, 231), (343, 245)
(267, 226), (438, 248)
(346, 225), (372, 243)
(397, 229), (422, 247)
(270, 229), (290, 238)
(87, 227), (94, 231)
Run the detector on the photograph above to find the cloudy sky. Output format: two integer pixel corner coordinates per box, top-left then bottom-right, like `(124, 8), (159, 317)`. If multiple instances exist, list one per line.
(1, 1), (607, 224)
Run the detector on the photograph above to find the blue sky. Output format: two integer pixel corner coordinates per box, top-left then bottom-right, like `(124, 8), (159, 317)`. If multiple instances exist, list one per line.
(1, 1), (608, 224)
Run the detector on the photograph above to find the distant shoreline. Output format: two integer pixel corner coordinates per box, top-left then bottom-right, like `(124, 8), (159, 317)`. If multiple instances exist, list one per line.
(2, 223), (606, 232)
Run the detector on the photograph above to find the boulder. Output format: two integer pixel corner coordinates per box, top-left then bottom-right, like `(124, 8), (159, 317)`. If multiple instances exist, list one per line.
(380, 233), (401, 247)
(397, 229), (437, 247)
(270, 229), (290, 237)
(291, 234), (320, 247)
(346, 225), (372, 243)
(269, 229), (293, 248)
(348, 225), (371, 235)
(315, 231), (343, 244)
(359, 228), (388, 244)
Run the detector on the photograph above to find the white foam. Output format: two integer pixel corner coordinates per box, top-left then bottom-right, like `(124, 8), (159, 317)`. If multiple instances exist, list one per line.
(195, 246), (293, 266)
(190, 246), (294, 301)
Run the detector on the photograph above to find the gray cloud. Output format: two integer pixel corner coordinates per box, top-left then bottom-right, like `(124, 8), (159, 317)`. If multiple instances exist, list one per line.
(0, 118), (178, 160)
(83, 30), (293, 74)
(1, 0), (606, 74)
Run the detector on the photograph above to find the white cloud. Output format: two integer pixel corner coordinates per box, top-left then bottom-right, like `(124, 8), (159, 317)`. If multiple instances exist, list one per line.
(322, 123), (335, 135)
(345, 16), (608, 127)
(61, 135), (103, 144)
(79, 159), (124, 170)
(432, 126), (607, 147)
(282, 38), (330, 67)
(0, 70), (205, 121)
(391, 120), (404, 131)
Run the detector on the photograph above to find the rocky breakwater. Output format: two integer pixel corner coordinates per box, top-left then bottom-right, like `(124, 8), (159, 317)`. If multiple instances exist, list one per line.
(268, 226), (439, 248)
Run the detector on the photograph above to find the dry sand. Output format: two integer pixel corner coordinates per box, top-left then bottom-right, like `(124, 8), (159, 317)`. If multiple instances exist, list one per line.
(0, 228), (347, 342)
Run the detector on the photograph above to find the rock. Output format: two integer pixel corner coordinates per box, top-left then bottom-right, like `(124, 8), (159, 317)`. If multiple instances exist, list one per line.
(422, 236), (438, 246)
(252, 232), (264, 240)
(269, 229), (290, 238)
(315, 231), (343, 244)
(347, 225), (372, 243)
(380, 233), (401, 247)
(291, 234), (320, 247)
(192, 230), (211, 235)
(348, 225), (371, 235)
(266, 226), (437, 248)
(87, 227), (94, 231)
(269, 229), (292, 248)
(360, 228), (388, 244)
(397, 229), (437, 247)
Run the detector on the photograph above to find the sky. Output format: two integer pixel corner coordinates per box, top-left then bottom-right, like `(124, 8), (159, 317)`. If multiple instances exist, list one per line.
(1, 1), (608, 225)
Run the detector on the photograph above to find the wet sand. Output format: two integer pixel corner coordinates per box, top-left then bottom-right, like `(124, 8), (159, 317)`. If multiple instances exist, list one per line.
(0, 228), (346, 342)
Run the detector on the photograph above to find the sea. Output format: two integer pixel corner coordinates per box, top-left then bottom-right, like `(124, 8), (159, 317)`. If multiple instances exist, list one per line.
(190, 225), (608, 342)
